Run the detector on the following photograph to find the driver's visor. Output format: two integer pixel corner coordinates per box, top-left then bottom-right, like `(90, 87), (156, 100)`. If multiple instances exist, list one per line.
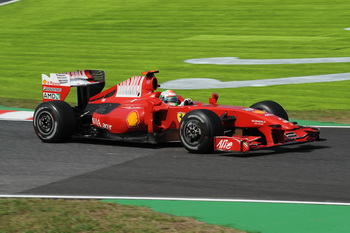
(165, 96), (178, 103)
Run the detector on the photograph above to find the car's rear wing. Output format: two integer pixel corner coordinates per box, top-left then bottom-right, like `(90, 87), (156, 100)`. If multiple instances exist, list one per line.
(42, 70), (105, 108)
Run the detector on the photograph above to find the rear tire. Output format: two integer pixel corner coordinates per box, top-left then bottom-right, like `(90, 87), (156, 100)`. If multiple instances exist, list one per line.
(179, 109), (223, 153)
(33, 101), (76, 142)
(250, 100), (289, 120)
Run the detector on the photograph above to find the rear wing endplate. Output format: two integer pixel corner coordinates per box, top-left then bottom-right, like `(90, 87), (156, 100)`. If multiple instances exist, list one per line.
(41, 70), (105, 103)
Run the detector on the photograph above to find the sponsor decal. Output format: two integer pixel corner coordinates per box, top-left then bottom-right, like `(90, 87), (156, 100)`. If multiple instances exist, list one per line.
(43, 92), (60, 100)
(126, 111), (140, 127)
(251, 120), (266, 125)
(252, 110), (266, 114)
(42, 80), (61, 86)
(242, 141), (249, 151)
(116, 76), (144, 97)
(92, 117), (112, 130)
(43, 86), (62, 92)
(279, 118), (289, 123)
(216, 139), (233, 150)
(123, 106), (142, 109)
(177, 112), (186, 122)
(285, 132), (297, 138)
(56, 74), (69, 84)
(92, 117), (100, 127)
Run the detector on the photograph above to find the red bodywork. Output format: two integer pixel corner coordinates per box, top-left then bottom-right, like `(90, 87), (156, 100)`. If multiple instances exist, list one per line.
(41, 70), (320, 152)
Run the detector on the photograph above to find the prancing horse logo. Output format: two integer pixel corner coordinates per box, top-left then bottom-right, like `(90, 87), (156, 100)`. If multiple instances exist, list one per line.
(177, 112), (186, 122)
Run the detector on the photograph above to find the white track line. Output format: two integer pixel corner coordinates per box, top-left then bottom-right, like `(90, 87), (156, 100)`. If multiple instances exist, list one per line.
(185, 57), (350, 65)
(0, 0), (21, 6)
(316, 125), (350, 128)
(1, 194), (350, 206)
(161, 73), (350, 89)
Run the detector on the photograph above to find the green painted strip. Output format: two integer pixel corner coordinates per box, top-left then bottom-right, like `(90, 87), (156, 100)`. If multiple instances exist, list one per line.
(290, 118), (350, 126)
(0, 105), (33, 111)
(103, 199), (350, 233)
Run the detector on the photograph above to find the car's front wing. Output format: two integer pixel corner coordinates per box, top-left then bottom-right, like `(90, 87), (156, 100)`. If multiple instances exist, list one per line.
(214, 126), (320, 152)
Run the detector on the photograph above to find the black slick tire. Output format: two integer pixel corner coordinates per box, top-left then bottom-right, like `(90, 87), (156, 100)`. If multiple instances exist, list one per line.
(179, 109), (223, 153)
(250, 100), (289, 120)
(33, 101), (76, 142)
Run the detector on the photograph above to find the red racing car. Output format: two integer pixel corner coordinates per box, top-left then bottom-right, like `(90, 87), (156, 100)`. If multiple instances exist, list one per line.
(33, 70), (320, 153)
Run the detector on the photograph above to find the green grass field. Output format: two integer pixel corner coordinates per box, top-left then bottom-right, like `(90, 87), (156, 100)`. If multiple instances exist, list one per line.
(0, 198), (244, 233)
(1, 0), (350, 123)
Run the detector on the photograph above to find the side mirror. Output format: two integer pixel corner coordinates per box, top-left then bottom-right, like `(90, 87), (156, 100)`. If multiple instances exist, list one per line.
(209, 93), (219, 105)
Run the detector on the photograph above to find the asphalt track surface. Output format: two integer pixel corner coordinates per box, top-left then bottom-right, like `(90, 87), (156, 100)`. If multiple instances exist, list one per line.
(1, 120), (350, 203)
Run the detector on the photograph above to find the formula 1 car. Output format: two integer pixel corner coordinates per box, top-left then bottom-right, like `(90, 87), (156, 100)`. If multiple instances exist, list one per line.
(33, 70), (320, 153)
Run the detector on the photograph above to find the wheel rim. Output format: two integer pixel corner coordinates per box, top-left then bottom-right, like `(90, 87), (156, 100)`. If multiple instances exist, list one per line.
(37, 111), (54, 135)
(184, 121), (202, 143)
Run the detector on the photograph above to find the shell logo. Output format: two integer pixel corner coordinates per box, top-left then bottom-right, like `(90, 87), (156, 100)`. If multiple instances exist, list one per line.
(253, 110), (266, 114)
(43, 80), (47, 85)
(126, 111), (139, 127)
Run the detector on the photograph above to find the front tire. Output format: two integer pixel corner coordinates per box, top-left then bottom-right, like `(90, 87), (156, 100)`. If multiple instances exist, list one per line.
(179, 109), (223, 153)
(33, 101), (77, 142)
(250, 100), (289, 120)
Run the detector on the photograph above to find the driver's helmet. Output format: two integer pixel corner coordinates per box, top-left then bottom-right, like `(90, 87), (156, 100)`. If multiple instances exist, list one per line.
(160, 90), (179, 106)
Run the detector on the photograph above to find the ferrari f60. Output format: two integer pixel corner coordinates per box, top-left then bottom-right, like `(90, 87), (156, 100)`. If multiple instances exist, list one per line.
(33, 70), (320, 153)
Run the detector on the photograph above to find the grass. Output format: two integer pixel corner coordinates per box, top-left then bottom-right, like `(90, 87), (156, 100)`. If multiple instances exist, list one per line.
(0, 198), (245, 233)
(288, 109), (350, 124)
(0, 0), (350, 118)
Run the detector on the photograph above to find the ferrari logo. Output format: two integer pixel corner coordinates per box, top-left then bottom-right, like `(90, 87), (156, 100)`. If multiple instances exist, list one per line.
(177, 112), (185, 122)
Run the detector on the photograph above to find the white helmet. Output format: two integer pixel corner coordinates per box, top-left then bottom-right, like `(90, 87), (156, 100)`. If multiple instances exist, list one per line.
(160, 90), (179, 106)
